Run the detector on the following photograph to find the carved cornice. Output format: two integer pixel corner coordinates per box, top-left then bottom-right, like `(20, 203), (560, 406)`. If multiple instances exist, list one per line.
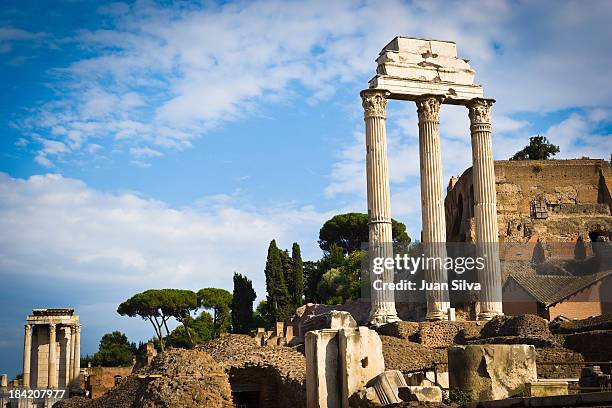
(361, 89), (390, 119)
(467, 98), (495, 125)
(416, 95), (444, 123)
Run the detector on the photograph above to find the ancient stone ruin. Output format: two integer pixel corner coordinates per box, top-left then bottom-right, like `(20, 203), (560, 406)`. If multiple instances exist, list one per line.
(362, 37), (503, 324)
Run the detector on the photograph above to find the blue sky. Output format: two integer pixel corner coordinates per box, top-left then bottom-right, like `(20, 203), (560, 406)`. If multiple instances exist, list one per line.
(1, 0), (611, 378)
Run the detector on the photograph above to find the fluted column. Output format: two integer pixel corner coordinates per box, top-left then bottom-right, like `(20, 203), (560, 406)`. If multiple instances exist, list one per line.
(416, 95), (450, 320)
(361, 89), (399, 325)
(48, 323), (57, 388)
(23, 324), (31, 388)
(69, 326), (76, 386)
(64, 326), (72, 388)
(73, 325), (81, 386)
(468, 98), (503, 319)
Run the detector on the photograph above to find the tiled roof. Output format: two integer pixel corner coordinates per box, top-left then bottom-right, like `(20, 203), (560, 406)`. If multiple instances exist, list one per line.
(505, 271), (612, 306)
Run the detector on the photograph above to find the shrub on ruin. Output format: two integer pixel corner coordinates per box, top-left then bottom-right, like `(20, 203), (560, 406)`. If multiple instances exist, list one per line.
(510, 135), (560, 160)
(443, 389), (473, 405)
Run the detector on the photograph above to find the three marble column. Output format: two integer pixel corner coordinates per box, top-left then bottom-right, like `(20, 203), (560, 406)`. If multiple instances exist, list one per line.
(362, 90), (503, 322)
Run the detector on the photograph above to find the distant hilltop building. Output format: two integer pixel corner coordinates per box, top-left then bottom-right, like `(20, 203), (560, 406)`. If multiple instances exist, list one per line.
(23, 308), (81, 389)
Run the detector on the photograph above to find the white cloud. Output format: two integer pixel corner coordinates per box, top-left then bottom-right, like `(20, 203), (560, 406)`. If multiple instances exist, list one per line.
(19, 0), (592, 166)
(0, 27), (46, 54)
(129, 146), (163, 159)
(0, 173), (332, 300)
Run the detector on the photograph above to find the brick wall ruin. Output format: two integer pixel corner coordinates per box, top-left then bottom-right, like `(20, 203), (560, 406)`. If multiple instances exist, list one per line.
(445, 159), (612, 248)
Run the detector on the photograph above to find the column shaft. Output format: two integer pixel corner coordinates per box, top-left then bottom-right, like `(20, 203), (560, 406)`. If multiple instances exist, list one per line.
(23, 324), (31, 388)
(69, 326), (76, 386)
(64, 326), (72, 388)
(468, 98), (503, 319)
(48, 323), (57, 388)
(74, 325), (81, 386)
(361, 89), (399, 325)
(416, 95), (450, 320)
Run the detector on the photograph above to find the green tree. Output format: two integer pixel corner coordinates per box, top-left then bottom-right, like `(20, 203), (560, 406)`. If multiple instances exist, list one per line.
(290, 243), (304, 307)
(318, 213), (411, 254)
(167, 311), (214, 348)
(253, 300), (273, 328)
(316, 250), (365, 304)
(303, 260), (321, 303)
(510, 135), (560, 160)
(264, 240), (292, 321)
(159, 289), (198, 345)
(84, 331), (135, 367)
(117, 290), (174, 351)
(231, 273), (257, 334)
(197, 288), (232, 338)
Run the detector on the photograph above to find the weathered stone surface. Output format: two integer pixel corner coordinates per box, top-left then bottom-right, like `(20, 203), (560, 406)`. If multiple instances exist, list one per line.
(201, 334), (306, 407)
(53, 349), (233, 408)
(380, 336), (447, 374)
(563, 330), (612, 362)
(535, 347), (583, 379)
(361, 370), (407, 405)
(481, 314), (551, 338)
(339, 327), (385, 405)
(370, 37), (484, 103)
(306, 329), (341, 408)
(306, 326), (384, 408)
(398, 386), (443, 403)
(550, 313), (612, 334)
(579, 366), (611, 391)
(448, 344), (537, 401)
(405, 371), (449, 390)
(302, 311), (357, 335)
(527, 380), (569, 397)
(376, 320), (483, 347)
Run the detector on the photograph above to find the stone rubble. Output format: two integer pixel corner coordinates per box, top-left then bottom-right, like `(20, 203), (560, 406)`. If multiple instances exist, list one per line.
(53, 348), (233, 408)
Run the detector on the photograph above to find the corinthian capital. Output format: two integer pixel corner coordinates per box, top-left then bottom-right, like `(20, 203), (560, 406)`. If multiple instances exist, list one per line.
(467, 98), (495, 124)
(416, 95), (444, 123)
(360, 89), (390, 119)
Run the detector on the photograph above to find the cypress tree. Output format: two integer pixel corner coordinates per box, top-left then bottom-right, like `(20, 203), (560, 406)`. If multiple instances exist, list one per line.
(291, 242), (304, 307)
(264, 240), (290, 321)
(231, 272), (257, 334)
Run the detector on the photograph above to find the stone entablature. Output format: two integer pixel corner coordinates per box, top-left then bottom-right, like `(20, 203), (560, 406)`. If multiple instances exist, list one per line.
(370, 37), (484, 103)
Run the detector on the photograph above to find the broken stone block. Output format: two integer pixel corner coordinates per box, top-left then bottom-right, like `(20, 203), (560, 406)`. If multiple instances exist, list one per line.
(284, 324), (294, 342)
(368, 370), (406, 405)
(302, 311), (357, 335)
(265, 335), (278, 347)
(339, 327), (385, 405)
(306, 325), (384, 408)
(404, 370), (449, 389)
(398, 386), (443, 402)
(306, 329), (341, 408)
(579, 365), (611, 391)
(527, 380), (569, 397)
(448, 344), (537, 400)
(275, 321), (285, 337)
